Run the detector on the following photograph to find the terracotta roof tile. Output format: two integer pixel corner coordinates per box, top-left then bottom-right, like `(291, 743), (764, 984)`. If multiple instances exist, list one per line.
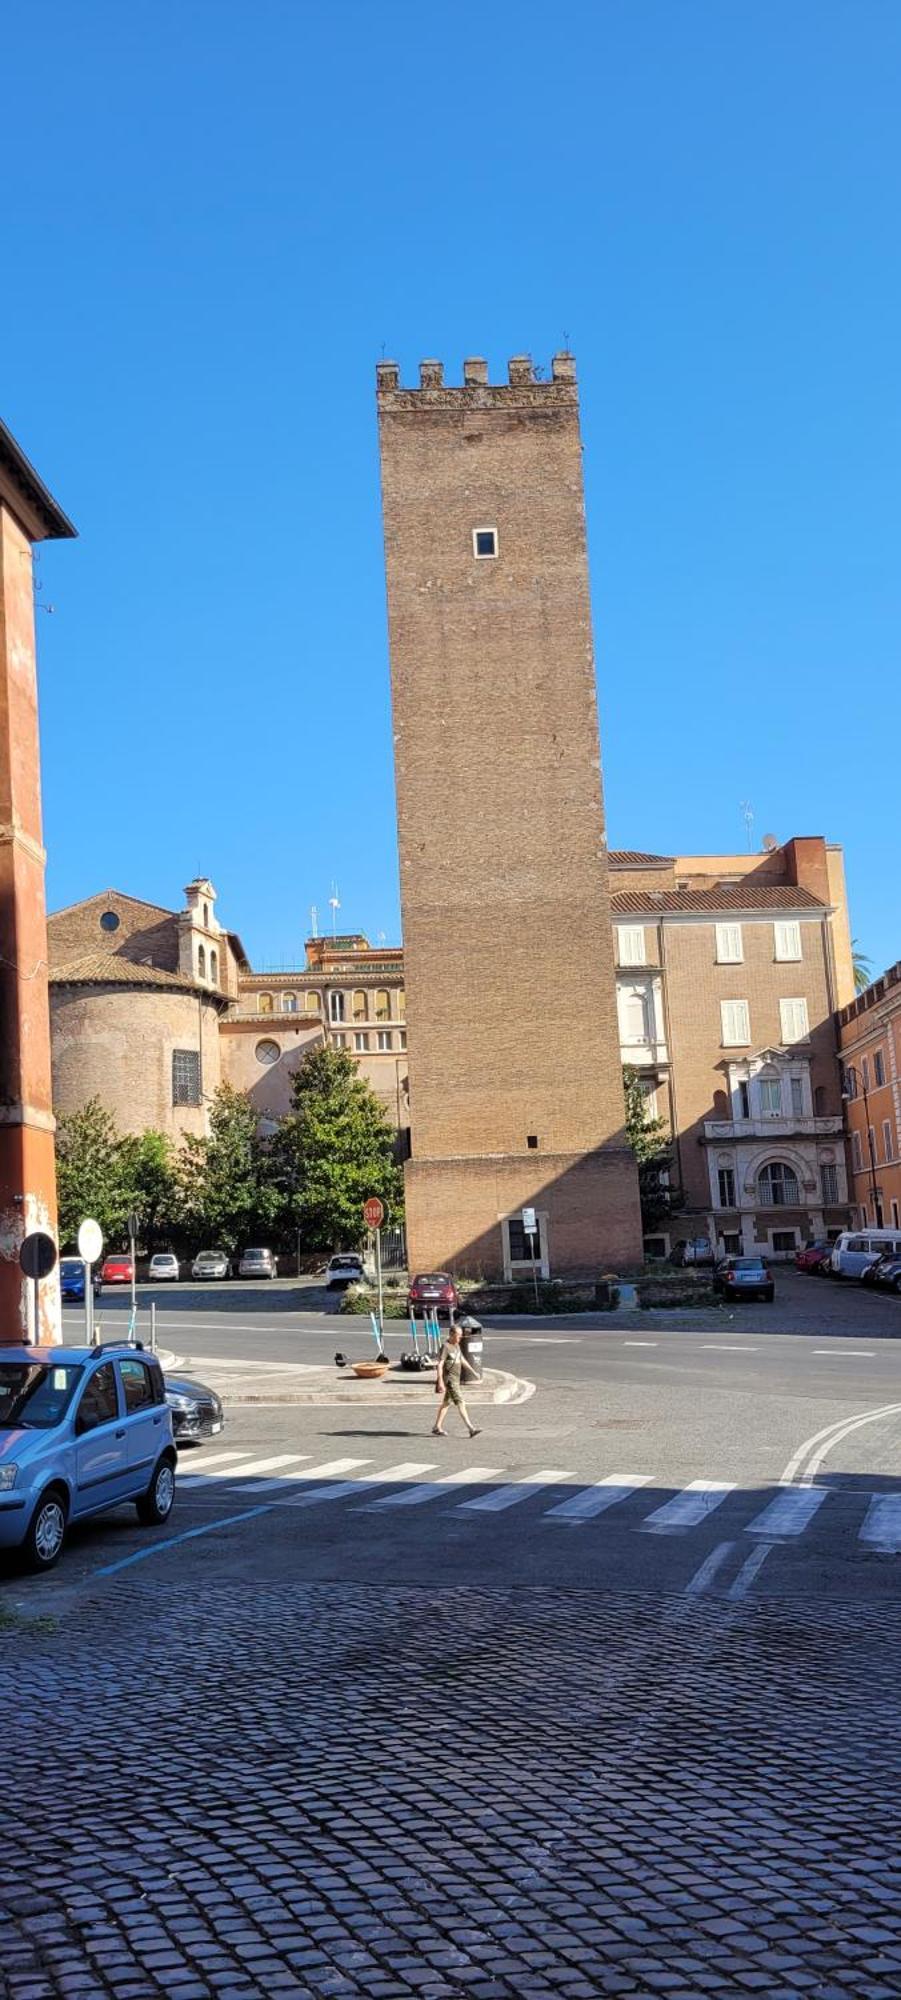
(611, 884), (825, 916)
(49, 952), (222, 999)
(608, 850), (674, 867)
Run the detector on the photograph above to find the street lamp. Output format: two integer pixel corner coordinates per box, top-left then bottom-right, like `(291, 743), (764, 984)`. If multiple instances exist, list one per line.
(841, 1062), (882, 1226)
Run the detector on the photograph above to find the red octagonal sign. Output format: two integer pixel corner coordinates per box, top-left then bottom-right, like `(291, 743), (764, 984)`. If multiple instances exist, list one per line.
(363, 1197), (385, 1229)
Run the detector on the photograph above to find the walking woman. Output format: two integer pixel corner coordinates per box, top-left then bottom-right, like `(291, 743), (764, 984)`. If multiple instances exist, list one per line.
(432, 1322), (481, 1439)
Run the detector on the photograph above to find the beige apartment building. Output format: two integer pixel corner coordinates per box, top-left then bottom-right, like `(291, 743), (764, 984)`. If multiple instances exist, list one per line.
(48, 831), (853, 1266)
(838, 962), (901, 1233)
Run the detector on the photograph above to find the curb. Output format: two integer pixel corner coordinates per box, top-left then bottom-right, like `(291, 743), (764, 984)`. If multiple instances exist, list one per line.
(169, 1360), (535, 1409)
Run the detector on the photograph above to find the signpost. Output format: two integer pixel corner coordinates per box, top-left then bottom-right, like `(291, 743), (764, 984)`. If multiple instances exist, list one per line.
(77, 1217), (103, 1347)
(127, 1210), (139, 1317)
(363, 1197), (386, 1335)
(522, 1206), (540, 1310)
(19, 1231), (57, 1346)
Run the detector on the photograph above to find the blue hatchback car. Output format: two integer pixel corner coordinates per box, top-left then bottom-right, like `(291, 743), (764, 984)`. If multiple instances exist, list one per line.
(0, 1343), (176, 1571)
(59, 1257), (102, 1303)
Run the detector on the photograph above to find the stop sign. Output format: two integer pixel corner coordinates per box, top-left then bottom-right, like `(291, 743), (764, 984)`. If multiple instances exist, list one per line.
(363, 1197), (385, 1229)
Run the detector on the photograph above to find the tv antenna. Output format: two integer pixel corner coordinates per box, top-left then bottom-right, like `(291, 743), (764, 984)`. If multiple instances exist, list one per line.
(740, 800), (754, 852)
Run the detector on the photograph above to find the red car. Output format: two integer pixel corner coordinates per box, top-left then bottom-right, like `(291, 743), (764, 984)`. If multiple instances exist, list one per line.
(407, 1272), (459, 1318)
(795, 1242), (832, 1274)
(101, 1253), (135, 1285)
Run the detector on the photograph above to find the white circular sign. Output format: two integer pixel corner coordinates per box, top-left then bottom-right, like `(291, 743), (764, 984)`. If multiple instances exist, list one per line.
(77, 1218), (103, 1265)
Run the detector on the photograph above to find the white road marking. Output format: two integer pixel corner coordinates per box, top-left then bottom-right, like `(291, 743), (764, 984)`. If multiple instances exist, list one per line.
(727, 1541), (774, 1599)
(780, 1401), (901, 1485)
(176, 1450), (252, 1475)
(860, 1495), (901, 1554)
(682, 1541), (735, 1597)
(278, 1461), (437, 1508)
(622, 1340), (658, 1348)
(702, 1344), (758, 1352)
(457, 1470), (570, 1513)
(745, 1487), (829, 1537)
(240, 1456), (369, 1493)
(812, 1349), (874, 1357)
(179, 1452), (308, 1486)
(544, 1473), (654, 1523)
(364, 1466), (502, 1509)
(642, 1481), (736, 1534)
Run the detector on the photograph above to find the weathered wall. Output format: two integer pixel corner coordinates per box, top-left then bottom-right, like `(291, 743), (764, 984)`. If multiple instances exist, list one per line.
(51, 985), (222, 1140)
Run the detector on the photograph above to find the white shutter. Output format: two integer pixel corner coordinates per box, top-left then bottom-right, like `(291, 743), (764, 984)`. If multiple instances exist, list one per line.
(774, 921), (802, 961)
(715, 923), (743, 963)
(779, 998), (809, 1043)
(720, 999), (750, 1046)
(617, 925), (645, 966)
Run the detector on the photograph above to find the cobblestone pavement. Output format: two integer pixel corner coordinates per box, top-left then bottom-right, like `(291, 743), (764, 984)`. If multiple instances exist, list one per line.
(5, 1580), (901, 2000)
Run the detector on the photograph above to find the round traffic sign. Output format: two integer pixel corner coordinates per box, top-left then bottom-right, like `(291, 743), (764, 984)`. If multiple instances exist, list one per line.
(19, 1231), (57, 1281)
(362, 1197), (385, 1229)
(77, 1217), (103, 1266)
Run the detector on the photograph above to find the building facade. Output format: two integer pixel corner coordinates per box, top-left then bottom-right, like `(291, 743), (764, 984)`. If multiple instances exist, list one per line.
(375, 351), (642, 1279)
(610, 839), (853, 1258)
(838, 962), (901, 1232)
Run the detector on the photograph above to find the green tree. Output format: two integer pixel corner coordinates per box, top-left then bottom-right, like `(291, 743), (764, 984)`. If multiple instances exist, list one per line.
(177, 1084), (283, 1253)
(272, 1045), (404, 1250)
(120, 1130), (179, 1252)
(56, 1098), (135, 1250)
(623, 1065), (673, 1231)
(852, 939), (872, 994)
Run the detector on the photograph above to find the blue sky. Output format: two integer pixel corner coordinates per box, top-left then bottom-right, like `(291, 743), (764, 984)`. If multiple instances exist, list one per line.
(6, 1), (899, 974)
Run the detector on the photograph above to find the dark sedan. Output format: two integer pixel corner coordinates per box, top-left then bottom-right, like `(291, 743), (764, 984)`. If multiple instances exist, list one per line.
(870, 1255), (901, 1294)
(713, 1256), (774, 1303)
(165, 1374), (224, 1444)
(59, 1257), (102, 1302)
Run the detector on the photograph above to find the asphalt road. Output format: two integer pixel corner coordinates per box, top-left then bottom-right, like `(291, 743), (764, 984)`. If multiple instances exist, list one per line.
(5, 1268), (898, 1999)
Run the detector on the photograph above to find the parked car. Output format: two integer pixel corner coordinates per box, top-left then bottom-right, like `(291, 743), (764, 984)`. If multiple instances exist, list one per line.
(829, 1229), (901, 1279)
(408, 1272), (460, 1317)
(59, 1257), (102, 1302)
(238, 1247), (277, 1279)
(668, 1238), (715, 1268)
(101, 1253), (134, 1286)
(872, 1255), (901, 1293)
(713, 1256), (774, 1303)
(165, 1373), (224, 1443)
(148, 1252), (179, 1283)
(795, 1241), (833, 1274)
(325, 1254), (365, 1289)
(192, 1250), (232, 1280)
(0, 1342), (176, 1571)
(862, 1252), (899, 1288)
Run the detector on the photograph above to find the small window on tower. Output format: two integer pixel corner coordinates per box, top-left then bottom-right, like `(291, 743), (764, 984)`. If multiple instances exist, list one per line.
(473, 527), (498, 559)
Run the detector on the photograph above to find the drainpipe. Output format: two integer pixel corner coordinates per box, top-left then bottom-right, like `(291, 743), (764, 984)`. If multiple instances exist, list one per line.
(657, 920), (685, 1209)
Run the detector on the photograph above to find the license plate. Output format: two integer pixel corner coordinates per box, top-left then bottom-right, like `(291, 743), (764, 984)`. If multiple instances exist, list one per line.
(210, 1420), (222, 1434)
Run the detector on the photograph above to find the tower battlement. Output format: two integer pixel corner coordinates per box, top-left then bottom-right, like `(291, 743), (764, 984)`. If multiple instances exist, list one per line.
(376, 352), (577, 400)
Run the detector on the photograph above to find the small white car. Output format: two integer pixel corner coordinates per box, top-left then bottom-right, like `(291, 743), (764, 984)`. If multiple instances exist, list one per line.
(192, 1250), (232, 1280)
(148, 1253), (180, 1282)
(326, 1254), (365, 1289)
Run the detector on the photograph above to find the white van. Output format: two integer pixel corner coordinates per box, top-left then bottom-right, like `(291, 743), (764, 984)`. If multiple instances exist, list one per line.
(830, 1229), (901, 1279)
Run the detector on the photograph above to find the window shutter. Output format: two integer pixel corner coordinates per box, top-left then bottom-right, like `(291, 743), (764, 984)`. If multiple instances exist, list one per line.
(721, 999), (750, 1045)
(617, 925), (645, 966)
(775, 921), (802, 962)
(716, 923), (743, 963)
(779, 998), (809, 1043)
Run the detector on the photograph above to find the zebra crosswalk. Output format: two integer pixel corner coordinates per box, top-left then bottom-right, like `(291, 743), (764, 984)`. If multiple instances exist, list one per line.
(175, 1448), (901, 1552)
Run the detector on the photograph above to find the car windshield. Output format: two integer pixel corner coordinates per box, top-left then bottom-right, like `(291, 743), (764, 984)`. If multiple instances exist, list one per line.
(60, 1260), (81, 1275)
(0, 1362), (82, 1430)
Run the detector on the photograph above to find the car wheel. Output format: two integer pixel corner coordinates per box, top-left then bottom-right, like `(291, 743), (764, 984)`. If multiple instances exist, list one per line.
(24, 1485), (69, 1571)
(136, 1453), (176, 1527)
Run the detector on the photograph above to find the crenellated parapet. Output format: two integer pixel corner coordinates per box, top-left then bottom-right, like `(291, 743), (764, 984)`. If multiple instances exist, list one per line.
(376, 352), (578, 408)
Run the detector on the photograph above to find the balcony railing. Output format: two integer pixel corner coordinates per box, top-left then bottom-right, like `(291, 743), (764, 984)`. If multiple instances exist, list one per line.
(703, 1116), (843, 1141)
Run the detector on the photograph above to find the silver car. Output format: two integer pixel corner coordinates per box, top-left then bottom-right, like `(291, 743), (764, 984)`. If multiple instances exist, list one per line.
(192, 1250), (232, 1280)
(238, 1247), (277, 1279)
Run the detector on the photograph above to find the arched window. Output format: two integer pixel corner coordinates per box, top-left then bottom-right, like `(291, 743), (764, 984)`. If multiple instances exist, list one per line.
(304, 991), (320, 1014)
(757, 1161), (800, 1208)
(282, 992), (298, 1014)
(203, 903), (210, 928)
(376, 989), (390, 1022)
(198, 944), (206, 979)
(329, 991), (345, 1023)
(352, 990), (368, 1022)
(210, 948), (218, 984)
(258, 992), (274, 1015)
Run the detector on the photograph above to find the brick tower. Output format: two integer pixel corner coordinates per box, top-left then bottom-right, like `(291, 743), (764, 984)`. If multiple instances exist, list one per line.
(376, 353), (641, 1279)
(0, 421), (75, 1341)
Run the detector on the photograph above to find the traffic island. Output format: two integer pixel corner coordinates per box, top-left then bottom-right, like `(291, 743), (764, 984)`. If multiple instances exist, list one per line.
(162, 1356), (534, 1408)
